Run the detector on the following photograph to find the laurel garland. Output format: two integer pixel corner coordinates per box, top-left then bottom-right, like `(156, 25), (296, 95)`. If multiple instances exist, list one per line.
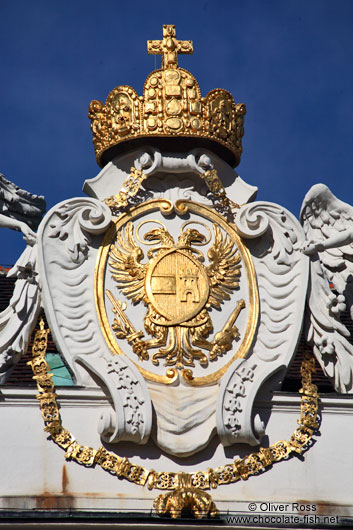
(29, 317), (319, 502)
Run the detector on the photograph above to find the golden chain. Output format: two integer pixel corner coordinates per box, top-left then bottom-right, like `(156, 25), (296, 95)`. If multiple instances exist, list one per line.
(202, 169), (240, 211)
(29, 317), (319, 492)
(104, 167), (240, 215)
(104, 167), (147, 213)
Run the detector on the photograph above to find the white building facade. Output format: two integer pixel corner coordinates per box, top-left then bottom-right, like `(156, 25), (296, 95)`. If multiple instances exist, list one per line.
(0, 25), (352, 529)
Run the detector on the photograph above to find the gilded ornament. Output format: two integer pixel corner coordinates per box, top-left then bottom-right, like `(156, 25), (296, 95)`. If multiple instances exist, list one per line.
(147, 25), (193, 69)
(203, 169), (240, 211)
(107, 219), (239, 368)
(89, 25), (246, 168)
(104, 167), (147, 212)
(153, 473), (219, 519)
(30, 317), (319, 519)
(95, 199), (258, 385)
(103, 164), (240, 221)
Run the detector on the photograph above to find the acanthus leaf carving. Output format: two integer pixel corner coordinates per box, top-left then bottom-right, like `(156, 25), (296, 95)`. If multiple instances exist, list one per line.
(217, 202), (308, 445)
(47, 199), (112, 264)
(223, 362), (258, 440)
(235, 201), (308, 362)
(38, 197), (152, 446)
(145, 174), (210, 204)
(80, 355), (151, 444)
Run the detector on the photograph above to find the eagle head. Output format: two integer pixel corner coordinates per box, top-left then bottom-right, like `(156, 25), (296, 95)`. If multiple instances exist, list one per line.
(178, 228), (206, 247)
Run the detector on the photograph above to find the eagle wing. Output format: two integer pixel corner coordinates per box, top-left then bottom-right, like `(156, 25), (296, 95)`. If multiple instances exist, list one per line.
(206, 225), (241, 308)
(109, 222), (147, 304)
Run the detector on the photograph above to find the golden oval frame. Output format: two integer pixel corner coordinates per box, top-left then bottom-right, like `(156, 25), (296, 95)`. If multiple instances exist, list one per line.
(95, 199), (259, 386)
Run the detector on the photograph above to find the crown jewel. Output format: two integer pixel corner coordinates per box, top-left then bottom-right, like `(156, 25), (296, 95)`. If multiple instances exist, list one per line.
(89, 25), (246, 168)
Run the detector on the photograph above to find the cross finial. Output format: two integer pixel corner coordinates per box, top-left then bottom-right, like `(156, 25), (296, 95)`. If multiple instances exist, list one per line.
(147, 25), (193, 69)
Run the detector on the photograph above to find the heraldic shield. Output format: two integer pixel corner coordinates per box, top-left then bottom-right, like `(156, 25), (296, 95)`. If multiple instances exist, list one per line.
(37, 179), (309, 457)
(34, 23), (309, 459)
(95, 199), (258, 386)
(1, 25), (331, 520)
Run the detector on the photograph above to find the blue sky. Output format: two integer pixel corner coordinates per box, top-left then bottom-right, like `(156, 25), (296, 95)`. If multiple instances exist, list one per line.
(0, 0), (353, 263)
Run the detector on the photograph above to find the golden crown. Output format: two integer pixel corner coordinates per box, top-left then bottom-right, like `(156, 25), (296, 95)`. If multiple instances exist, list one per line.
(89, 25), (246, 168)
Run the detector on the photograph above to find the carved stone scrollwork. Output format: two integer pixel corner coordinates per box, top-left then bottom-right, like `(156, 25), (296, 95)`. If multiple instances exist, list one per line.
(132, 148), (241, 211)
(76, 200), (112, 234)
(134, 147), (215, 178)
(235, 202), (270, 239)
(78, 355), (152, 444)
(217, 359), (263, 446)
(218, 201), (309, 446)
(145, 174), (209, 203)
(47, 198), (112, 264)
(234, 202), (308, 362)
(134, 149), (161, 174)
(38, 197), (152, 445)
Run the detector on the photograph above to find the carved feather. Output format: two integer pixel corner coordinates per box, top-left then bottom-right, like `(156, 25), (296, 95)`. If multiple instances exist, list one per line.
(109, 222), (147, 304)
(301, 184), (353, 392)
(0, 174), (46, 230)
(206, 225), (241, 309)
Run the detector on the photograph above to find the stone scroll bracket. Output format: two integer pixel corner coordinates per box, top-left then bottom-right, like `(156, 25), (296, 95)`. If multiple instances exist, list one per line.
(216, 201), (309, 448)
(216, 359), (262, 446)
(76, 355), (152, 445)
(216, 359), (290, 447)
(37, 197), (152, 446)
(37, 198), (112, 385)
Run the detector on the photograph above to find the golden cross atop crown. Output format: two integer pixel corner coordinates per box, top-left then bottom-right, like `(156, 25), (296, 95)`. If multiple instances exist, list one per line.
(89, 25), (246, 168)
(147, 25), (193, 69)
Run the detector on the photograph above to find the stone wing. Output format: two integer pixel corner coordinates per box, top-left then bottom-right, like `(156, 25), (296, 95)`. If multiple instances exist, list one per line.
(301, 183), (353, 392)
(206, 225), (241, 309)
(109, 222), (147, 304)
(0, 173), (46, 230)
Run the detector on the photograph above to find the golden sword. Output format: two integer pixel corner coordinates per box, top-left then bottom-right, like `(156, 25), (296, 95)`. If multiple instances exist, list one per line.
(106, 290), (148, 360)
(210, 299), (246, 360)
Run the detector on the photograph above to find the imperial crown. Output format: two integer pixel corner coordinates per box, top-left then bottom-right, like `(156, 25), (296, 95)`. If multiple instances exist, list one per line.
(89, 25), (246, 168)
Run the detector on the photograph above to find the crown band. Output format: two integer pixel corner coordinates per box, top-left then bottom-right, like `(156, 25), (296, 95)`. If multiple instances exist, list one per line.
(89, 25), (246, 168)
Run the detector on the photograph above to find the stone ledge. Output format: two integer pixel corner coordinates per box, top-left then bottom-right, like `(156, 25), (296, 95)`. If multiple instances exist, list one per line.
(1, 387), (352, 411)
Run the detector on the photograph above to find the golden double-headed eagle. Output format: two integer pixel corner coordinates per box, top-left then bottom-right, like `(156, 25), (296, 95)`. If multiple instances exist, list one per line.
(107, 222), (243, 368)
